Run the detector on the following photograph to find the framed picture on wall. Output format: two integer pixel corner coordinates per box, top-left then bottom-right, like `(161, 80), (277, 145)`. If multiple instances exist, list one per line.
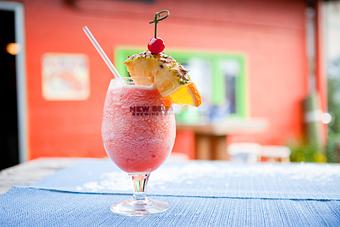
(42, 53), (90, 100)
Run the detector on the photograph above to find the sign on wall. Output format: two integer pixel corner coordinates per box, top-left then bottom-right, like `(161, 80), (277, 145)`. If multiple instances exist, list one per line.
(42, 53), (90, 100)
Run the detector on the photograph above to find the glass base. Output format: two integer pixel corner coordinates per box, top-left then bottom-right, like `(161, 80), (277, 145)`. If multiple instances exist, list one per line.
(110, 198), (169, 216)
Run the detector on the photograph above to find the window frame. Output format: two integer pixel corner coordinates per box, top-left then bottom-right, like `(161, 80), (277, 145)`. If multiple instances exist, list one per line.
(115, 47), (248, 118)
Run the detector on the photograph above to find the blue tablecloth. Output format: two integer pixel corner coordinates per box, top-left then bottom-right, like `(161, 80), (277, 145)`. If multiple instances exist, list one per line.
(32, 159), (340, 200)
(1, 159), (340, 226)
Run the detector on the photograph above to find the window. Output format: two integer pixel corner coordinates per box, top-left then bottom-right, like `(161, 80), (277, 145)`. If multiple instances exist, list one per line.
(115, 47), (247, 121)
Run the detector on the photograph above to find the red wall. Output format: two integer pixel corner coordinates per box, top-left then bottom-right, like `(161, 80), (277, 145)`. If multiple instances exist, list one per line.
(23, 0), (308, 159)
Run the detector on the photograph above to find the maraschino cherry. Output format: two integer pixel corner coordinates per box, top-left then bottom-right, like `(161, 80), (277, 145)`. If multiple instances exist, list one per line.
(148, 38), (165, 54)
(148, 10), (169, 54)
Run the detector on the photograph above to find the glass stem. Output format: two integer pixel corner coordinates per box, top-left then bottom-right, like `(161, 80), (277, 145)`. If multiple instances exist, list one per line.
(130, 173), (150, 203)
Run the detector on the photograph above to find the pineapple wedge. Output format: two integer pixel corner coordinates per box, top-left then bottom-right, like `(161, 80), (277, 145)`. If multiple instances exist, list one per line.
(125, 51), (190, 95)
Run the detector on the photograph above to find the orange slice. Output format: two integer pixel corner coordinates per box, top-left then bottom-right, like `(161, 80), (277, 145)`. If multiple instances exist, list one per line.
(168, 82), (202, 107)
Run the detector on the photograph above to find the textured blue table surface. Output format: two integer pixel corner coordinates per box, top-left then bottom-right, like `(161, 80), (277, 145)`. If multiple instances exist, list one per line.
(0, 159), (340, 226)
(33, 159), (340, 200)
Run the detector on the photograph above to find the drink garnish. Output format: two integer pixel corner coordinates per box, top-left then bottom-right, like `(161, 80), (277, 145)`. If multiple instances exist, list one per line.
(147, 10), (169, 54)
(124, 10), (202, 107)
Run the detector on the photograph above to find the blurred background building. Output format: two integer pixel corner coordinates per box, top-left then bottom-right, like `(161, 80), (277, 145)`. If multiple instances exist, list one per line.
(1, 0), (339, 169)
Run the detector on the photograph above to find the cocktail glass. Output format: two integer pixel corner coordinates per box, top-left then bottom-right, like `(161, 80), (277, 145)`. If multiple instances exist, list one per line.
(102, 77), (176, 216)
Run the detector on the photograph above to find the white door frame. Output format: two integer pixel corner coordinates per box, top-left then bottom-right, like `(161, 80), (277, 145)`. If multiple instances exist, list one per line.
(0, 1), (28, 162)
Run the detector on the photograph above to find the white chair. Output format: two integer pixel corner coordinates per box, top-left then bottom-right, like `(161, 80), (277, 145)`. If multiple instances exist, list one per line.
(227, 143), (262, 163)
(257, 146), (291, 163)
(227, 143), (291, 163)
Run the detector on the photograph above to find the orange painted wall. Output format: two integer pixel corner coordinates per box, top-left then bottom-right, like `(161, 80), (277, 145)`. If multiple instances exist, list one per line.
(23, 0), (308, 159)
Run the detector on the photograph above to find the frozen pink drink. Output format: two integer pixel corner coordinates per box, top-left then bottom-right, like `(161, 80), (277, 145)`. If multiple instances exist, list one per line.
(102, 79), (176, 173)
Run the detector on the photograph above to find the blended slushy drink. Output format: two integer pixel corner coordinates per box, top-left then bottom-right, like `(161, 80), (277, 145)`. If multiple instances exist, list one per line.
(102, 80), (176, 173)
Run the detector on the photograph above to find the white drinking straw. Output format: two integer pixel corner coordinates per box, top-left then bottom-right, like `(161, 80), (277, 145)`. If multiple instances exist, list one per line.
(82, 26), (120, 79)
